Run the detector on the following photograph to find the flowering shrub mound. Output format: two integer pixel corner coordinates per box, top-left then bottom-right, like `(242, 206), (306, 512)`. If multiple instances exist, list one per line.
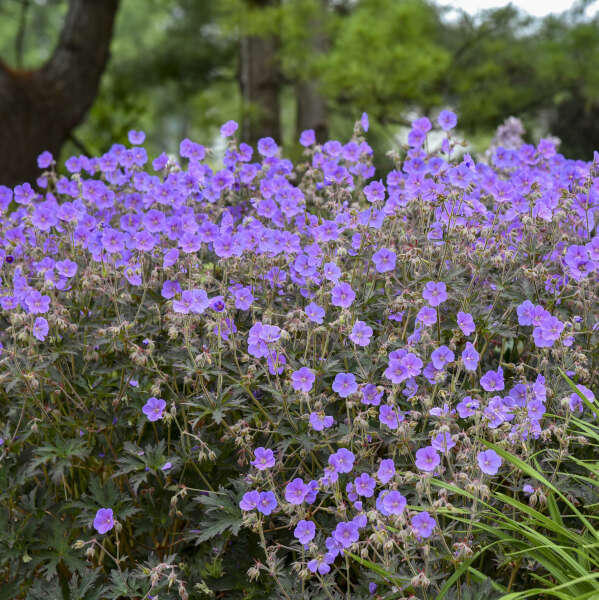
(1, 113), (599, 599)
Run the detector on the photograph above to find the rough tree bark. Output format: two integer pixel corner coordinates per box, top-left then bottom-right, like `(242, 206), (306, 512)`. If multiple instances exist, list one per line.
(239, 0), (281, 148)
(295, 1), (328, 144)
(0, 0), (120, 187)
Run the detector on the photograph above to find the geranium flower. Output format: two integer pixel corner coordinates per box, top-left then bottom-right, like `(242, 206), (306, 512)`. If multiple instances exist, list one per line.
(415, 446), (440, 472)
(478, 449), (502, 475)
(93, 508), (114, 534)
(331, 282), (355, 308)
(411, 512), (436, 539)
(480, 367), (504, 392)
(142, 397), (166, 422)
(332, 372), (357, 398)
(422, 281), (447, 307)
(382, 490), (406, 515)
(291, 367), (315, 392)
(285, 478), (309, 504)
(294, 519), (316, 544)
(257, 491), (277, 515)
(377, 459), (395, 484)
(328, 448), (355, 474)
(349, 320), (373, 346)
(457, 311), (475, 335)
(372, 248), (396, 273)
(251, 447), (275, 470)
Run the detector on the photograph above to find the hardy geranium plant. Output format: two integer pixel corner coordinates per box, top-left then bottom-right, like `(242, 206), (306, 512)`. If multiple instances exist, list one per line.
(1, 111), (598, 599)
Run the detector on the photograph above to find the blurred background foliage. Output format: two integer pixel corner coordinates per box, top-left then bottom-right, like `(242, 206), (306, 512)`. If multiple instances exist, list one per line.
(1, 0), (599, 169)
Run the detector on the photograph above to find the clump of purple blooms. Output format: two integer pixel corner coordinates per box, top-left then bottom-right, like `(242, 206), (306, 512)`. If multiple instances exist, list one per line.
(3, 110), (599, 598)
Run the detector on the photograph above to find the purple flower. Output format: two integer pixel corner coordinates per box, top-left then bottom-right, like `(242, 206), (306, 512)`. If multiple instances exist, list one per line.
(33, 317), (49, 341)
(300, 129), (316, 147)
(382, 490), (407, 515)
(251, 447), (275, 470)
(429, 403), (454, 417)
(461, 342), (480, 372)
(25, 291), (51, 314)
(527, 400), (545, 421)
(349, 320), (373, 346)
(402, 352), (423, 377)
(523, 484), (535, 495)
(484, 396), (512, 429)
(457, 396), (479, 418)
(291, 367), (315, 392)
(153, 152), (169, 170)
(369, 583), (377, 595)
(422, 281), (447, 307)
(329, 448), (355, 474)
(56, 259), (78, 278)
(142, 397), (166, 422)
(384, 351), (423, 384)
(93, 508), (115, 534)
(323, 261), (341, 282)
(416, 306), (437, 326)
(478, 449), (502, 475)
(179, 138), (205, 161)
(569, 384), (595, 413)
(257, 137), (278, 157)
(333, 521), (359, 548)
(354, 473), (376, 497)
(411, 512), (436, 539)
(384, 359), (408, 384)
(413, 116), (432, 133)
(457, 311), (475, 336)
(161, 280), (181, 300)
(210, 295), (226, 312)
(331, 282), (356, 308)
(307, 555), (333, 575)
(257, 491), (278, 515)
(333, 372), (358, 398)
(415, 446), (440, 472)
(128, 130), (145, 144)
(232, 285), (254, 310)
(309, 412), (334, 431)
(240, 490), (260, 511)
(517, 300), (535, 326)
(364, 180), (385, 203)
(480, 367), (504, 392)
(220, 120), (238, 137)
(360, 112), (369, 132)
(294, 519), (316, 545)
(431, 345), (454, 369)
(305, 302), (325, 324)
(377, 459), (395, 484)
(372, 248), (396, 273)
(437, 110), (457, 131)
(267, 351), (286, 375)
(173, 290), (194, 314)
(431, 432), (455, 453)
(379, 405), (402, 429)
(37, 151), (53, 169)
(538, 315), (564, 344)
(362, 384), (383, 406)
(285, 478), (309, 504)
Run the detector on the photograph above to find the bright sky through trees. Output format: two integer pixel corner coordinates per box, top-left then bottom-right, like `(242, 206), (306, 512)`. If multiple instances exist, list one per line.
(443, 0), (597, 17)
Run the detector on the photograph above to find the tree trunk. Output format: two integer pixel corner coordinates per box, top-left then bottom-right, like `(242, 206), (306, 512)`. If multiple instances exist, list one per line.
(295, 1), (328, 144)
(0, 0), (120, 187)
(239, 0), (281, 148)
(296, 79), (328, 144)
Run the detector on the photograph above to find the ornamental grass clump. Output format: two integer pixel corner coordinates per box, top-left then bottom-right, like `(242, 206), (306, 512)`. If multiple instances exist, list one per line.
(1, 111), (598, 599)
